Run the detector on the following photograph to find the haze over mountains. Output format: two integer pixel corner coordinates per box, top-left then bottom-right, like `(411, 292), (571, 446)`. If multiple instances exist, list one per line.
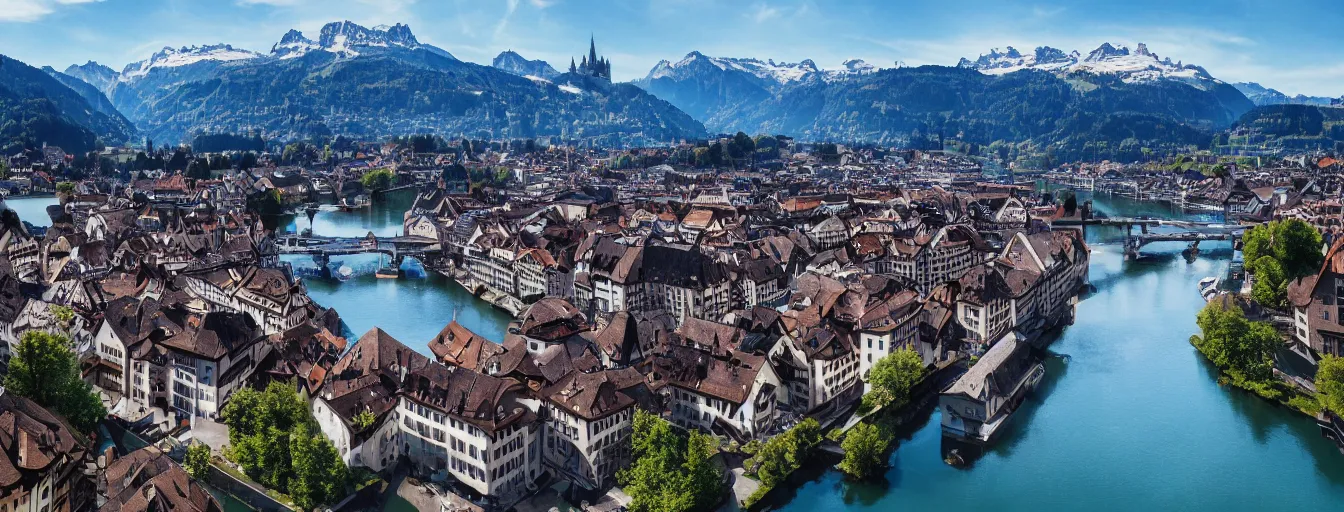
(4, 26), (1342, 162)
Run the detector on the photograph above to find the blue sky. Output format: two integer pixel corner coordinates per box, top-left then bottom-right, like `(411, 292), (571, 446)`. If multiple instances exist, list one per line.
(1, 0), (1342, 96)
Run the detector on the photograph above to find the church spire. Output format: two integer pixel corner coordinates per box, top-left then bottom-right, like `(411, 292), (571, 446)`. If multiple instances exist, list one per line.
(588, 35), (598, 73)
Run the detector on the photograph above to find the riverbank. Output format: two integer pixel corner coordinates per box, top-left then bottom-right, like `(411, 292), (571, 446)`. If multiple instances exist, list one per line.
(283, 188), (1344, 512)
(771, 191), (1344, 512)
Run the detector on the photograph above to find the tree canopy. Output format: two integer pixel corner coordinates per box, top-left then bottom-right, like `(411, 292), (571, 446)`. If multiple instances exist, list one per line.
(221, 382), (349, 510)
(838, 423), (891, 480)
(742, 418), (822, 505)
(184, 442), (212, 480)
(1193, 300), (1280, 382)
(3, 330), (106, 433)
(617, 409), (723, 512)
(1318, 355), (1344, 416)
(360, 168), (396, 192)
(1242, 219), (1323, 281)
(862, 348), (927, 412)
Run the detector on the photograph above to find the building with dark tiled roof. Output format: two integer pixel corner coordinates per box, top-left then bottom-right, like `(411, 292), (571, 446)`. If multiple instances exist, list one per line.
(0, 390), (94, 512)
(98, 446), (221, 512)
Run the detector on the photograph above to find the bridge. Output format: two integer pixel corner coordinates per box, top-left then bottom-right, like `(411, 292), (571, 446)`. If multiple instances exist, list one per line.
(277, 233), (444, 267)
(1051, 217), (1243, 259)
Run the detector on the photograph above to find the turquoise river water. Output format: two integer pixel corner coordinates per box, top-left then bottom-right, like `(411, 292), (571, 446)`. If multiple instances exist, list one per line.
(10, 189), (1344, 511)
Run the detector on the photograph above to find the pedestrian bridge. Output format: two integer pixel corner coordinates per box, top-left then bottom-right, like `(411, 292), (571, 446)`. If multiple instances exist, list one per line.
(1051, 217), (1243, 259)
(277, 234), (442, 266)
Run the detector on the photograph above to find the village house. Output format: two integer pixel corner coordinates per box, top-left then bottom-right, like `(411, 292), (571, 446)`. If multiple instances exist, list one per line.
(653, 343), (782, 441)
(0, 390), (94, 512)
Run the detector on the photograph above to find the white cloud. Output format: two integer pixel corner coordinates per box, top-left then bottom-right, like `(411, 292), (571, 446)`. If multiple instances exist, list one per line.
(0, 0), (100, 22)
(750, 2), (779, 23)
(529, 0), (556, 7)
(495, 0), (519, 38)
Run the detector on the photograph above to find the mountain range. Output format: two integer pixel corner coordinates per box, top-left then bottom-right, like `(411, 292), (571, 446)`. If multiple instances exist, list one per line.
(628, 42), (1262, 161)
(54, 21), (703, 146)
(1232, 82), (1340, 107)
(6, 29), (1343, 162)
(0, 55), (136, 155)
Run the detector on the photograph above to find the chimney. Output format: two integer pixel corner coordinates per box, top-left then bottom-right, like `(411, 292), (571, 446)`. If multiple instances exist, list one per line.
(17, 429), (28, 466)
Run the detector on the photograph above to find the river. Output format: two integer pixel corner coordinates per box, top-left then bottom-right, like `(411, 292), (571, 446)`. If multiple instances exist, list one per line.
(278, 190), (513, 355)
(2, 196), (58, 227)
(11, 190), (1344, 511)
(770, 191), (1344, 511)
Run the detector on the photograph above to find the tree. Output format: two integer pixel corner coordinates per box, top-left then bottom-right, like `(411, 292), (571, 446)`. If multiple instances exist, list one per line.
(4, 331), (106, 433)
(221, 381), (347, 507)
(1193, 300), (1280, 382)
(1318, 355), (1344, 415)
(1250, 256), (1287, 309)
(288, 426), (349, 511)
(360, 168), (395, 192)
(184, 442), (212, 479)
(838, 423), (890, 480)
(744, 418), (821, 491)
(1273, 219), (1324, 279)
(618, 410), (723, 512)
(863, 348), (926, 411)
(237, 151), (259, 170)
(1243, 219), (1323, 281)
(55, 181), (75, 195)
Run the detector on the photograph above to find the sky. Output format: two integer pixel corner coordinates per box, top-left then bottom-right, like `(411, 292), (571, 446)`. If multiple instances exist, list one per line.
(1, 0), (1342, 96)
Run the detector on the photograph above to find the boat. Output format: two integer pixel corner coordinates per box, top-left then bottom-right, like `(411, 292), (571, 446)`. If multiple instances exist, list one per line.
(336, 265), (354, 282)
(1198, 276), (1220, 301)
(337, 195), (370, 212)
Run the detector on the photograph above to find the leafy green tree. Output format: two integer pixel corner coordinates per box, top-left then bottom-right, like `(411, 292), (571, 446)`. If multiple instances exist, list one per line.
(1250, 256), (1287, 309)
(184, 442), (212, 479)
(1318, 355), (1344, 415)
(1242, 224), (1271, 269)
(4, 331), (106, 433)
(55, 182), (75, 194)
(744, 418), (822, 490)
(221, 381), (347, 507)
(618, 410), (723, 512)
(1274, 219), (1324, 279)
(1193, 300), (1280, 382)
(863, 348), (927, 410)
(288, 426), (349, 511)
(838, 423), (891, 480)
(1244, 219), (1323, 280)
(360, 168), (395, 192)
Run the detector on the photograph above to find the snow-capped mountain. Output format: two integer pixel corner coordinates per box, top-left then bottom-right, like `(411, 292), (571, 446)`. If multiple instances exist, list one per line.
(121, 44), (262, 80)
(492, 51), (560, 80)
(271, 29), (320, 60)
(646, 52), (821, 87)
(270, 22), (456, 60)
(824, 59), (878, 81)
(958, 42), (1214, 84)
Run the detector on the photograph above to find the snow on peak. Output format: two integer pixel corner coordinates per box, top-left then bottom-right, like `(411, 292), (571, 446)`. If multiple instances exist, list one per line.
(272, 29), (318, 59)
(121, 44), (261, 80)
(842, 59), (874, 73)
(959, 42), (1216, 84)
(267, 21), (454, 61)
(647, 51), (825, 85)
